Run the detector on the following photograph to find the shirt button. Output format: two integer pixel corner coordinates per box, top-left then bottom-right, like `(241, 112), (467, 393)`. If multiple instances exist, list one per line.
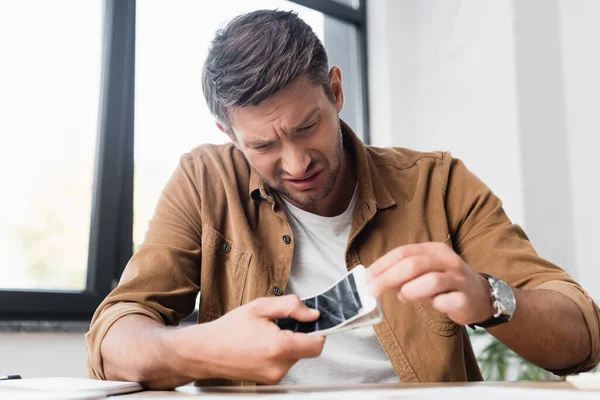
(221, 243), (231, 253)
(282, 235), (291, 244)
(272, 286), (283, 296)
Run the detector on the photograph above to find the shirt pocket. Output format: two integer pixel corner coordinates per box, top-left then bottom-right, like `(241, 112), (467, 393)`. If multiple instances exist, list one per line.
(415, 301), (461, 336)
(200, 224), (252, 317)
(415, 232), (460, 336)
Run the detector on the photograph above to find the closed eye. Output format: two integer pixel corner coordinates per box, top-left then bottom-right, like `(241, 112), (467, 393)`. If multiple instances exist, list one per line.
(299, 121), (317, 131)
(252, 143), (272, 151)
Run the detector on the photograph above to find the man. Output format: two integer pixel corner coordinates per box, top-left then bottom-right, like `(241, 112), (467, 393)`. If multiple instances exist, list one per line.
(86, 10), (599, 389)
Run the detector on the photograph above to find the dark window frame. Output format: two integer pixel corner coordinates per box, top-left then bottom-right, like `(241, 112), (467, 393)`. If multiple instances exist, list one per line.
(0, 0), (369, 321)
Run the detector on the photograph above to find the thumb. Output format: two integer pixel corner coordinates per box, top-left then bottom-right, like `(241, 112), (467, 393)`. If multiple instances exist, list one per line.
(250, 295), (320, 322)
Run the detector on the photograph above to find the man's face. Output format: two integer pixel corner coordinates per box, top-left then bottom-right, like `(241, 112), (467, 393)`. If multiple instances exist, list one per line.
(223, 70), (345, 209)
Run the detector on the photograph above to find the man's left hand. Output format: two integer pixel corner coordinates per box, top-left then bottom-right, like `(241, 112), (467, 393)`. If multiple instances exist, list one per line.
(365, 242), (495, 326)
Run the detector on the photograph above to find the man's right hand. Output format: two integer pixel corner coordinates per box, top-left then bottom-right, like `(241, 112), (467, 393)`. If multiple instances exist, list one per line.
(166, 294), (325, 385)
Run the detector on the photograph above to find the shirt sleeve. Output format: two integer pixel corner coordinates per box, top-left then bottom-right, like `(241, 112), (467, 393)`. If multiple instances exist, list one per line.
(85, 153), (202, 380)
(443, 154), (600, 374)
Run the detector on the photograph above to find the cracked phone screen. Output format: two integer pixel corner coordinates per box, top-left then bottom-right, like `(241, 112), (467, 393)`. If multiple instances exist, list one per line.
(276, 273), (363, 334)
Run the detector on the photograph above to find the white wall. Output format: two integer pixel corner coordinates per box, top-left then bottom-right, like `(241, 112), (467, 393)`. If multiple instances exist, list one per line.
(0, 333), (87, 378)
(368, 0), (600, 298)
(368, 0), (524, 226)
(558, 0), (600, 299)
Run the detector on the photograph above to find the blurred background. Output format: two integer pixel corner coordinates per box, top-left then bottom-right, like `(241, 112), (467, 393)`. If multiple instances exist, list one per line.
(0, 0), (598, 380)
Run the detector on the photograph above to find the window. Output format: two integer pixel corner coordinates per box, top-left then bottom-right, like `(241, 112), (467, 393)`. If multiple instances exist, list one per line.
(0, 1), (101, 292)
(0, 0), (368, 320)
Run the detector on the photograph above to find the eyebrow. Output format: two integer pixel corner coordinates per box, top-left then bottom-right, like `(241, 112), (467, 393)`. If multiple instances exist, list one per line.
(245, 107), (321, 148)
(292, 107), (319, 131)
(245, 139), (272, 148)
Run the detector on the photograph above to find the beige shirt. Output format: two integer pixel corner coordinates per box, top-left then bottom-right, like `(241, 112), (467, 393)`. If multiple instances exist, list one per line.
(86, 120), (600, 385)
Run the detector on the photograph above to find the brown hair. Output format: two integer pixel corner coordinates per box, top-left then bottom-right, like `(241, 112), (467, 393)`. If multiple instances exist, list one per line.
(202, 9), (333, 129)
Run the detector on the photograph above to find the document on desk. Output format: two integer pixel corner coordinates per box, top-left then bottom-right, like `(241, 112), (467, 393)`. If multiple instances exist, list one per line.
(568, 372), (600, 390)
(0, 377), (143, 399)
(0, 389), (104, 400)
(192, 386), (599, 399)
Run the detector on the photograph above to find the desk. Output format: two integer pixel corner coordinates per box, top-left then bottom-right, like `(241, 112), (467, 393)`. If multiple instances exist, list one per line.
(120, 381), (596, 398)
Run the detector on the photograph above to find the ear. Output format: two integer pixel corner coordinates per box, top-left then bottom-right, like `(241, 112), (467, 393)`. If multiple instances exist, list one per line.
(216, 122), (241, 150)
(328, 66), (344, 113)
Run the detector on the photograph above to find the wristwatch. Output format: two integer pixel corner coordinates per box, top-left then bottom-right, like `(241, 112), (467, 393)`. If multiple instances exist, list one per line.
(469, 273), (516, 329)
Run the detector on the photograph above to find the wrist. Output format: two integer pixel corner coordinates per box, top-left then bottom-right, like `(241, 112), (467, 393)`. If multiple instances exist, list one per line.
(162, 323), (220, 382)
(130, 325), (184, 385)
(157, 326), (184, 378)
(470, 273), (517, 329)
(476, 274), (495, 322)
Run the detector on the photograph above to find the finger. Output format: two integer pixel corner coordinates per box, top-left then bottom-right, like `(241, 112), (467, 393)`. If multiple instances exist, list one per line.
(250, 295), (320, 322)
(368, 254), (448, 298)
(399, 272), (456, 302)
(431, 291), (467, 314)
(366, 242), (451, 282)
(278, 330), (326, 360)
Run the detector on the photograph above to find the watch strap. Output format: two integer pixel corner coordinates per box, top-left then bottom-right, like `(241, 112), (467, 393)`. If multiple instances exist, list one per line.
(468, 273), (511, 330)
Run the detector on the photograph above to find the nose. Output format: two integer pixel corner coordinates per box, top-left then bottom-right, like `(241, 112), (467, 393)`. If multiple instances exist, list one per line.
(281, 143), (310, 178)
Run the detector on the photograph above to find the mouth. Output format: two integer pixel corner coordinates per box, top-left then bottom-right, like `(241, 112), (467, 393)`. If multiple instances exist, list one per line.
(285, 170), (323, 190)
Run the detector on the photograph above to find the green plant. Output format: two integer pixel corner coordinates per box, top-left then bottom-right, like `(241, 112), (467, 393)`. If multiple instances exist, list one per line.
(470, 329), (558, 381)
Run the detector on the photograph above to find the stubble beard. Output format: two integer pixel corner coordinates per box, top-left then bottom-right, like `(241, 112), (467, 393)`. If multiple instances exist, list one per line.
(257, 121), (344, 207)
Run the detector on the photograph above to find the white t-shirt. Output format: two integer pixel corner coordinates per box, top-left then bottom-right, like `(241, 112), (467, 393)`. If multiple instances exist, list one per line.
(278, 188), (399, 385)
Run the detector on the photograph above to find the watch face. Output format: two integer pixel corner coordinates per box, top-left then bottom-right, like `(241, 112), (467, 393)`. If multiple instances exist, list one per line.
(496, 280), (516, 314)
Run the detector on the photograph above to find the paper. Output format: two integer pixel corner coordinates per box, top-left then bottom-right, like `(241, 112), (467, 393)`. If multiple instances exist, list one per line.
(276, 265), (382, 336)
(0, 389), (104, 400)
(0, 377), (142, 396)
(567, 372), (600, 390)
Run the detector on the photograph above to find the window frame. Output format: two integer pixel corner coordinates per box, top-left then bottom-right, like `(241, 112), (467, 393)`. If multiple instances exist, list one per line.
(0, 0), (369, 321)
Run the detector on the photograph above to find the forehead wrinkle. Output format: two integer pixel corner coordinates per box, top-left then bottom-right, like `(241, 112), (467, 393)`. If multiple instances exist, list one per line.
(232, 76), (322, 139)
(241, 108), (292, 145)
(261, 107), (291, 138)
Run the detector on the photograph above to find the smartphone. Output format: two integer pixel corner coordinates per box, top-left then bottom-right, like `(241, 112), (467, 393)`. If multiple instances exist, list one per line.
(276, 265), (381, 336)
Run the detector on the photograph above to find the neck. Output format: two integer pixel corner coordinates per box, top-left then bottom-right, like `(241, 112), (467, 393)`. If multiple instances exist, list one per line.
(306, 149), (357, 217)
